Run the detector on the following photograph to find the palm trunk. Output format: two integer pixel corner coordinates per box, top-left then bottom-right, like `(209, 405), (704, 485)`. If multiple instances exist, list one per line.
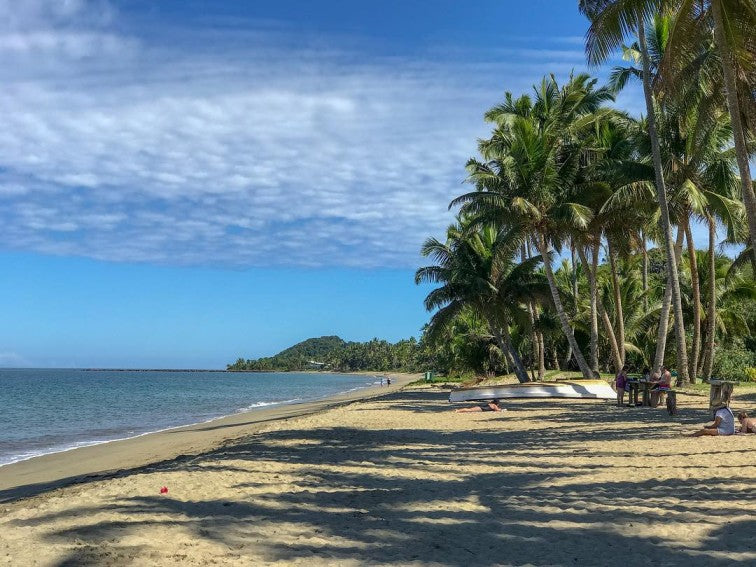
(563, 239), (578, 368)
(578, 248), (622, 372)
(684, 220), (700, 383)
(653, 269), (673, 372)
(638, 16), (689, 382)
(702, 216), (717, 380)
(672, 225), (689, 384)
(600, 304), (623, 373)
(584, 243), (600, 374)
(536, 234), (594, 379)
(711, 0), (756, 268)
(496, 326), (530, 383)
(552, 347), (560, 371)
(607, 240), (625, 365)
(537, 331), (545, 379)
(527, 302), (538, 381)
(522, 244), (540, 379)
(641, 229), (649, 313)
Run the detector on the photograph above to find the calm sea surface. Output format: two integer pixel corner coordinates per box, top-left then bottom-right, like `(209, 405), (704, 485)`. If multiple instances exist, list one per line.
(0, 369), (379, 466)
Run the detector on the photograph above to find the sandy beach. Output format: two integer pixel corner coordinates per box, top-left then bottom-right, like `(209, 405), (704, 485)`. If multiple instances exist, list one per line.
(2, 379), (755, 566)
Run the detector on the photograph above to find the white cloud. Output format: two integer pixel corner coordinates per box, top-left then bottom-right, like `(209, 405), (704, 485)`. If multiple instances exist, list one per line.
(0, 1), (597, 269)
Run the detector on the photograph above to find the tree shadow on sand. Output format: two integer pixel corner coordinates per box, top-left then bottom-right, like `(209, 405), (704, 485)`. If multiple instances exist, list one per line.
(9, 390), (756, 566)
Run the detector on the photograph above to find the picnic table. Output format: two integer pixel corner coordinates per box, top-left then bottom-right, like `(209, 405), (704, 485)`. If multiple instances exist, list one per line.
(625, 377), (675, 411)
(625, 377), (657, 406)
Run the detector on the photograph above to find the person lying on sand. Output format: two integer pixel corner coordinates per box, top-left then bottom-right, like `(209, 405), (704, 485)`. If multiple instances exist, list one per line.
(737, 412), (756, 434)
(455, 399), (504, 413)
(692, 405), (735, 436)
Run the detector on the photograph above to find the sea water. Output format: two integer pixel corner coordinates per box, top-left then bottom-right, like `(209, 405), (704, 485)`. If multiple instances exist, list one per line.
(0, 369), (379, 466)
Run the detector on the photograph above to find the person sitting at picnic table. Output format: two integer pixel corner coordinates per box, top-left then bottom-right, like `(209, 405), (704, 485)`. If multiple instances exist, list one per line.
(661, 366), (672, 388)
(692, 405), (736, 436)
(650, 366), (672, 389)
(455, 399), (503, 413)
(649, 369), (661, 384)
(615, 365), (628, 407)
(738, 412), (756, 434)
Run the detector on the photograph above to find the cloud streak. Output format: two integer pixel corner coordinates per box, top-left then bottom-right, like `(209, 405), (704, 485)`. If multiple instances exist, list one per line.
(0, 1), (593, 268)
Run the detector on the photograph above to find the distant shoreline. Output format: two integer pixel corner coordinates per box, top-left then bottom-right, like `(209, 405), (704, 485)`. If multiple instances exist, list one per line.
(81, 368), (230, 372)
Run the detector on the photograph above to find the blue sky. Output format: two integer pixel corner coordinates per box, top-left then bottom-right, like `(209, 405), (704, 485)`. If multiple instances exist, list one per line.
(0, 0), (698, 368)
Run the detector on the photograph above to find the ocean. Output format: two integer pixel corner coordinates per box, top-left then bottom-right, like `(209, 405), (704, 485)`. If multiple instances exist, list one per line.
(0, 368), (380, 467)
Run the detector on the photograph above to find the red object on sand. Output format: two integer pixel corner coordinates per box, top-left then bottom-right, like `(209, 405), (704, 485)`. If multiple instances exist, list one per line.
(160, 486), (168, 494)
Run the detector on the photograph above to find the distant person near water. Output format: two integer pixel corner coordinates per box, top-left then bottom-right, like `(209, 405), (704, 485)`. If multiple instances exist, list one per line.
(692, 405), (736, 436)
(455, 399), (503, 413)
(738, 412), (756, 434)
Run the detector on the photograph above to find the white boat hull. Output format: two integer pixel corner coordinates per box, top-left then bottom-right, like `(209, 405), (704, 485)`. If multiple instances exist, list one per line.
(448, 380), (615, 403)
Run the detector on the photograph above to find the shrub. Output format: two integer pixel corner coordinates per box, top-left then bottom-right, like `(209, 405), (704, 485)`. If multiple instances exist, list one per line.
(745, 367), (756, 382)
(712, 343), (756, 382)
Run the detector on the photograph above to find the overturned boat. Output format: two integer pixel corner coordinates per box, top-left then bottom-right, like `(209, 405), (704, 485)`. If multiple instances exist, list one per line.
(448, 379), (615, 403)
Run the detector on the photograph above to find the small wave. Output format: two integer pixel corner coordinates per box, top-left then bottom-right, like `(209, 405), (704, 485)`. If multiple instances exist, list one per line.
(238, 398), (301, 411)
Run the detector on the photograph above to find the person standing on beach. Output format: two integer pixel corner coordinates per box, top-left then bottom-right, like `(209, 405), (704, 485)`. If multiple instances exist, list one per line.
(615, 366), (628, 407)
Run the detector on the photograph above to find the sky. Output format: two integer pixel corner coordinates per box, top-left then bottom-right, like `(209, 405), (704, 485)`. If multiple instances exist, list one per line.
(0, 0), (678, 368)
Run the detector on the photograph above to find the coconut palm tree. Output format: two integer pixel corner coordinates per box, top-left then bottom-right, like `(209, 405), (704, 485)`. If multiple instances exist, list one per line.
(451, 74), (613, 379)
(415, 220), (549, 383)
(695, 250), (756, 377)
(660, 0), (756, 266)
(581, 1), (690, 382)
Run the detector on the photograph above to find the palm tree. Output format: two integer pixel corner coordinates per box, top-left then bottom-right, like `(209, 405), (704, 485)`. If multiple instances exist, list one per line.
(581, 1), (690, 382)
(415, 221), (548, 383)
(661, 0), (756, 266)
(452, 74), (613, 379)
(696, 250), (756, 376)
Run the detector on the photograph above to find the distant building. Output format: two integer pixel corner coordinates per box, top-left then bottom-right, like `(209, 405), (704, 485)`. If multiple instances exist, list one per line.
(307, 360), (326, 369)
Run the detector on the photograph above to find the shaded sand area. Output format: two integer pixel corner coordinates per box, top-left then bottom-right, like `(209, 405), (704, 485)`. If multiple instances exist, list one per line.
(2, 383), (756, 566)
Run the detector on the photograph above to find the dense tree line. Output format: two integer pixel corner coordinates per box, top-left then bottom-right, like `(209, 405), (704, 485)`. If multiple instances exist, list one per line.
(417, 2), (756, 383)
(230, 2), (755, 383)
(227, 336), (439, 373)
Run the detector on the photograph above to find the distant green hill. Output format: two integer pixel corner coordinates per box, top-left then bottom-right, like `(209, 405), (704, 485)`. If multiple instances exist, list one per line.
(228, 335), (429, 372)
(275, 336), (347, 361)
(227, 335), (347, 371)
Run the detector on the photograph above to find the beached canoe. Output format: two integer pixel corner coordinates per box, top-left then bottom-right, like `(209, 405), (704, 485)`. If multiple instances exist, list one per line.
(448, 379), (615, 403)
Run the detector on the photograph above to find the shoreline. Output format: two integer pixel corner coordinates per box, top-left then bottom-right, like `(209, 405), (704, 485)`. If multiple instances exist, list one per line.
(1, 384), (755, 565)
(0, 375), (380, 469)
(0, 372), (418, 503)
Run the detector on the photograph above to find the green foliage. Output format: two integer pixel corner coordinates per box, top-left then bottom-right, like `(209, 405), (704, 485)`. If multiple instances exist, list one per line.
(744, 368), (756, 382)
(712, 342), (756, 382)
(228, 335), (436, 373)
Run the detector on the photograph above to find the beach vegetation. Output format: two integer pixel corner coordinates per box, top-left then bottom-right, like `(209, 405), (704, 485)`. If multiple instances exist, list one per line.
(414, 2), (755, 383)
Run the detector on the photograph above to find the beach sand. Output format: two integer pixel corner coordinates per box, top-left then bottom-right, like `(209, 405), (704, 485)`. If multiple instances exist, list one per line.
(1, 379), (755, 566)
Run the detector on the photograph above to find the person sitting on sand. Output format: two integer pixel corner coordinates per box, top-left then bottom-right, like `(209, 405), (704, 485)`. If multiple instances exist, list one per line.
(737, 412), (756, 434)
(455, 399), (503, 413)
(692, 405), (736, 436)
